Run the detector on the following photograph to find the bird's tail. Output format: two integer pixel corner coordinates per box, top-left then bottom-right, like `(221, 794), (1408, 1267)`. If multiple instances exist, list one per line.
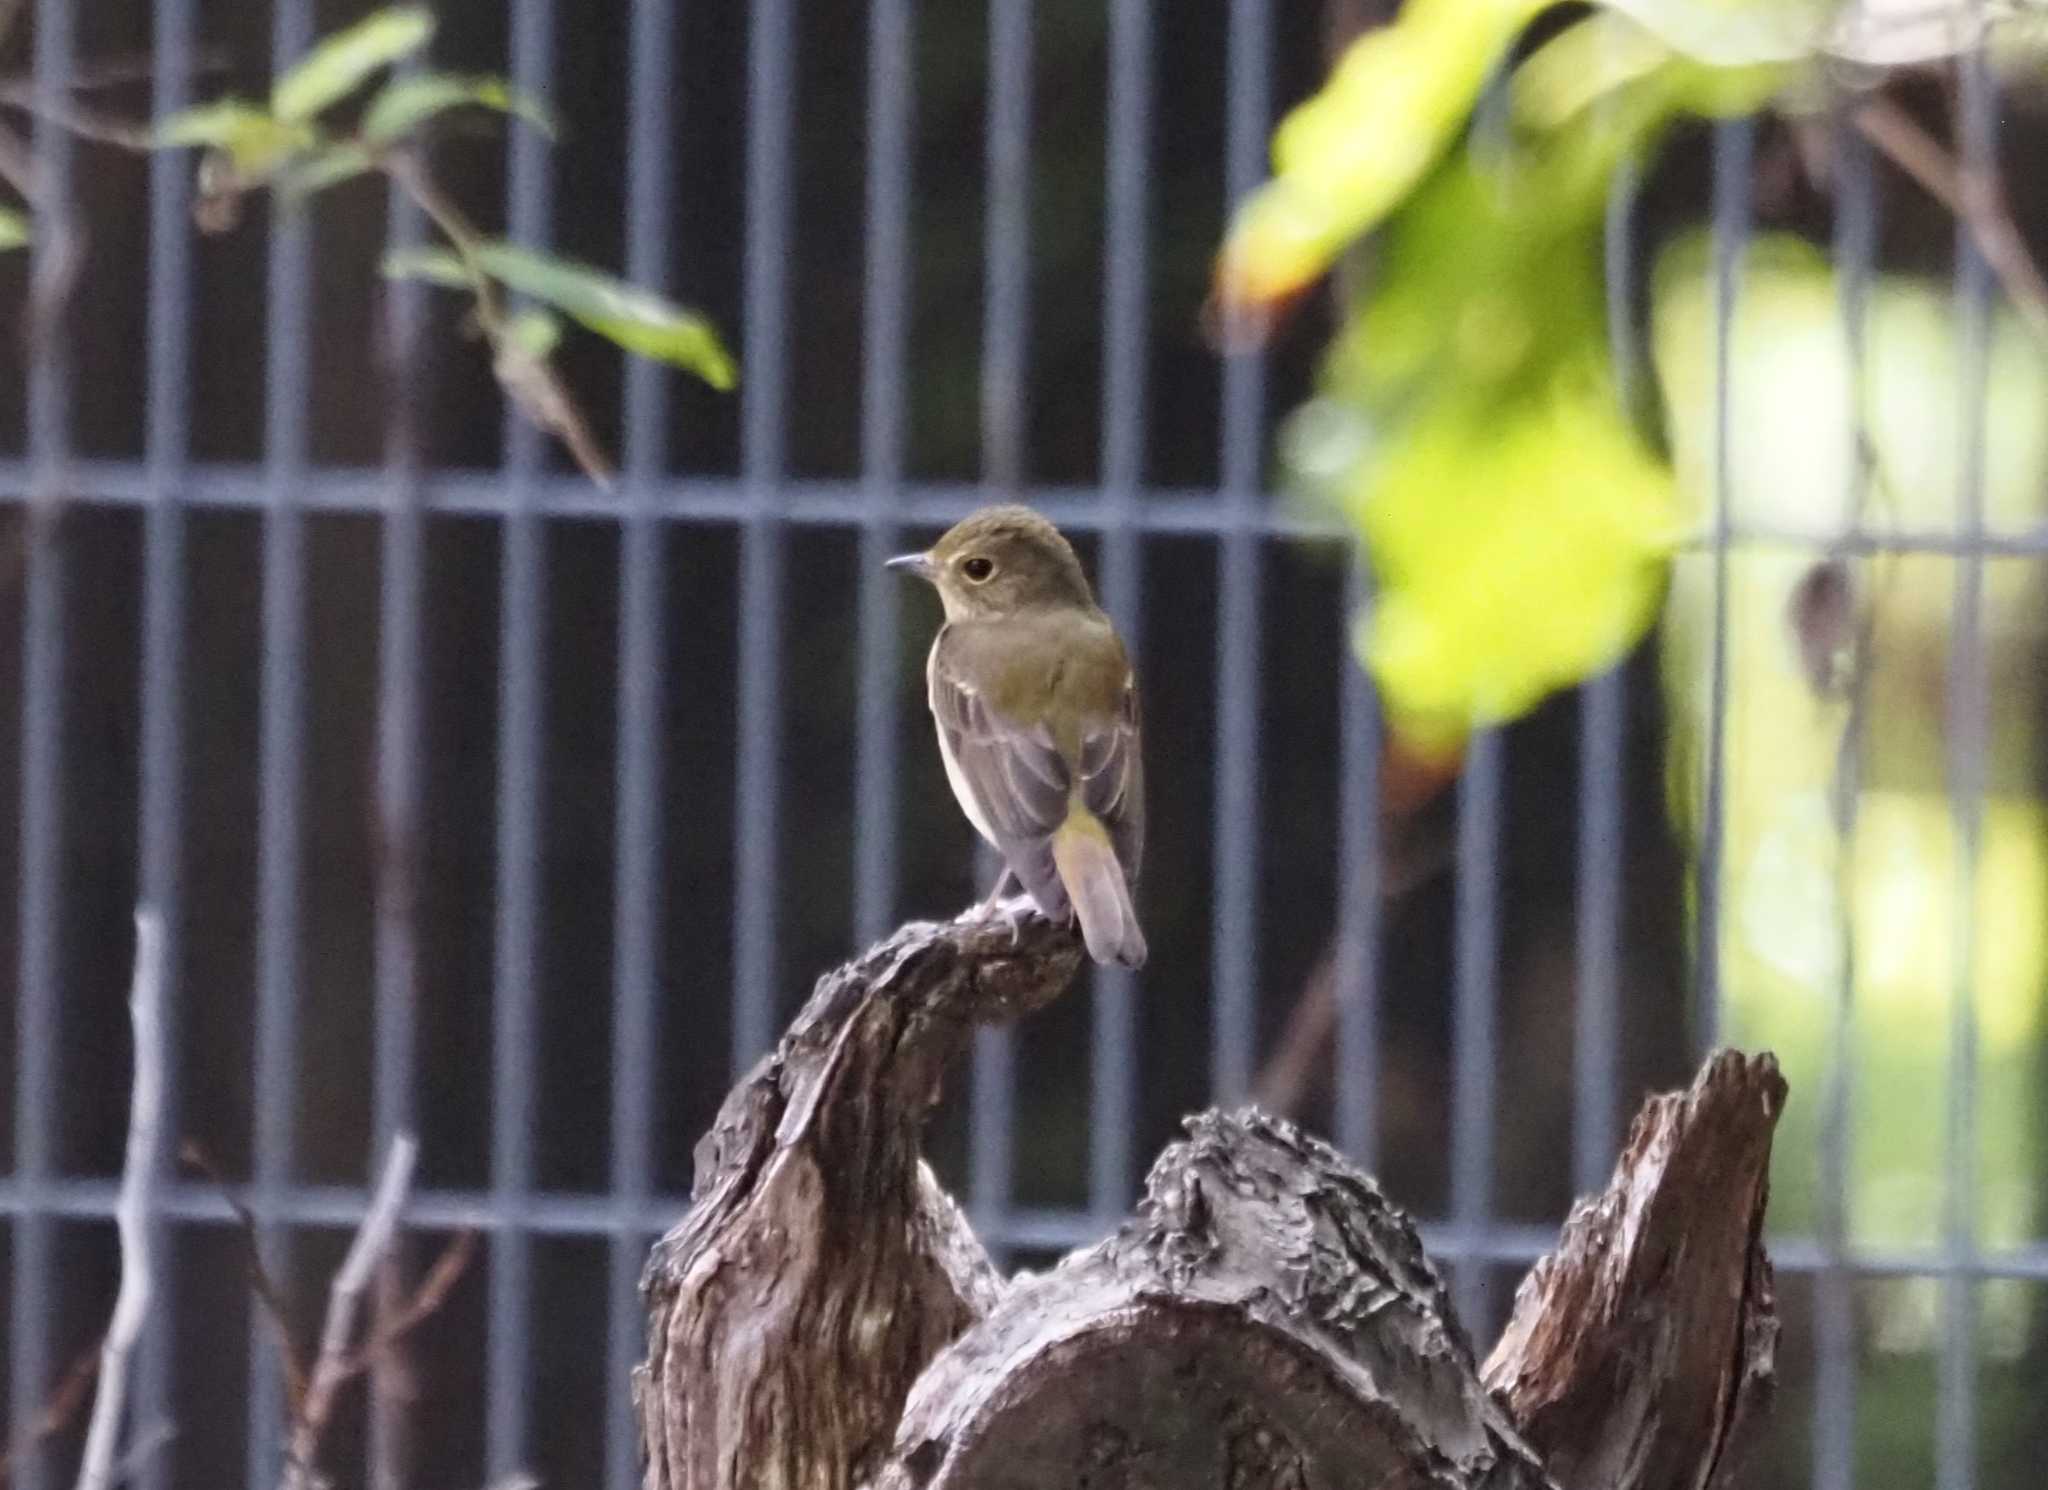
(1051, 812), (1146, 968)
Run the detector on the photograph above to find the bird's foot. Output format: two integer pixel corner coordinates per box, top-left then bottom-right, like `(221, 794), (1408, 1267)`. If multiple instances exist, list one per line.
(976, 891), (1034, 950)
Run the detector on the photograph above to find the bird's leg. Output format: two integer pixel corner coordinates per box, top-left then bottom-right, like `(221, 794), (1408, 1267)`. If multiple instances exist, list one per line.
(975, 867), (1030, 948)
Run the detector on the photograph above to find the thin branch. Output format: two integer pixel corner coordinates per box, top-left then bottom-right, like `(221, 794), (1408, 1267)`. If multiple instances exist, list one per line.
(0, 49), (232, 101)
(178, 1140), (310, 1415)
(381, 149), (616, 487)
(1855, 92), (2048, 342)
(73, 909), (167, 1490)
(0, 1342), (103, 1489)
(280, 1133), (419, 1490)
(333, 1229), (479, 1385)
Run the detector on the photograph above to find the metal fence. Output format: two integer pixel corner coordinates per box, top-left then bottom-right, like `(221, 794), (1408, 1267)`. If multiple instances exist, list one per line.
(0, 2), (2042, 1490)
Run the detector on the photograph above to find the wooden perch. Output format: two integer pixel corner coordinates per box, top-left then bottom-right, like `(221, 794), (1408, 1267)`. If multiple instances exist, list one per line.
(1484, 1050), (1786, 1490)
(637, 910), (1786, 1490)
(637, 908), (1084, 1490)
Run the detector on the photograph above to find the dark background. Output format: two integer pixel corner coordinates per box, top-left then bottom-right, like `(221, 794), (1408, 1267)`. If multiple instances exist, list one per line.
(0, 3), (2037, 1490)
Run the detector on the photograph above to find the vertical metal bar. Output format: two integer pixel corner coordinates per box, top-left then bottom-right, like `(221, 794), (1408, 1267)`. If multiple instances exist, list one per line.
(8, 6), (76, 1488)
(605, 2), (677, 1484)
(1573, 155), (1641, 1196)
(1695, 118), (1752, 1052)
(1211, 0), (1269, 1108)
(1090, 0), (1151, 1216)
(980, 0), (1032, 491)
(246, 2), (316, 1484)
(373, 273), (425, 1142)
(852, 0), (915, 948)
(486, 0), (557, 1477)
(368, 134), (430, 1490)
(1572, 666), (1624, 1194)
(1332, 559), (1382, 1164)
(1813, 110), (1876, 1490)
(131, 3), (197, 1485)
(1938, 39), (1995, 1490)
(1450, 727), (1503, 1327)
(729, 0), (796, 1075)
(969, 0), (1032, 1253)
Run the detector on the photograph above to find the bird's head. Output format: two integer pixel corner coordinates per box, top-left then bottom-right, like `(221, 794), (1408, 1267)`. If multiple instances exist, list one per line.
(888, 505), (1096, 620)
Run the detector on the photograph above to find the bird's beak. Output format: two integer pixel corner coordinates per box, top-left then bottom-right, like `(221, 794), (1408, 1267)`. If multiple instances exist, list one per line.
(886, 551), (937, 582)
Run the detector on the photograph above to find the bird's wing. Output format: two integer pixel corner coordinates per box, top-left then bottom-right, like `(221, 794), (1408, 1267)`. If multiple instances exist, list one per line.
(1073, 660), (1143, 883)
(929, 626), (1075, 914)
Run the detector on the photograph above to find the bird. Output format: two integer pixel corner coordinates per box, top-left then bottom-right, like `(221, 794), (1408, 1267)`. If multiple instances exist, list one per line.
(888, 505), (1147, 968)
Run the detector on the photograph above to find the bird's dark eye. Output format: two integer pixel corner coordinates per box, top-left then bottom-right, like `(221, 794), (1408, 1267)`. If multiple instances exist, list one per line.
(962, 556), (995, 583)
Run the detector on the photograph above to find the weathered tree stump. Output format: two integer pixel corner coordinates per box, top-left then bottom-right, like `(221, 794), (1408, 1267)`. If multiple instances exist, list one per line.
(637, 908), (1785, 1490)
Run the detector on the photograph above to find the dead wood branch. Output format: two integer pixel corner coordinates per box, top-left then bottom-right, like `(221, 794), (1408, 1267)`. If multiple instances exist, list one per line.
(1485, 1049), (1786, 1490)
(873, 1108), (1549, 1490)
(636, 906), (1082, 1490)
(73, 909), (166, 1490)
(637, 904), (1785, 1490)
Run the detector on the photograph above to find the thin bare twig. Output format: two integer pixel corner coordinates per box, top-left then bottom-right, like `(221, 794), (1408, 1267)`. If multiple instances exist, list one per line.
(1855, 92), (2048, 342)
(0, 49), (231, 101)
(334, 1230), (479, 1385)
(381, 150), (616, 486)
(280, 1134), (419, 1490)
(103, 1423), (175, 1489)
(73, 909), (167, 1490)
(177, 1140), (310, 1415)
(0, 1342), (103, 1488)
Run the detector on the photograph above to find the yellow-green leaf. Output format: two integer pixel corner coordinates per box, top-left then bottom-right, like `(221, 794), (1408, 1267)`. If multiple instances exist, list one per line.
(380, 245), (478, 290)
(472, 244), (736, 388)
(272, 5), (437, 123)
(1601, 0), (1839, 64)
(503, 307), (564, 361)
(1512, 12), (1675, 132)
(277, 143), (375, 205)
(361, 72), (557, 145)
(1352, 374), (1679, 753)
(154, 99), (314, 179)
(0, 207), (28, 251)
(1214, 0), (1549, 315)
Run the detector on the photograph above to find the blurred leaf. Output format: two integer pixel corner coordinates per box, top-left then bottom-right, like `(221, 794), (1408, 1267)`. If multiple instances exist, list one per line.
(1351, 372), (1678, 752)
(502, 307), (563, 361)
(272, 5), (436, 123)
(0, 207), (28, 251)
(361, 72), (557, 145)
(1296, 92), (1697, 752)
(380, 245), (478, 290)
(470, 243), (736, 388)
(1512, 12), (1677, 130)
(277, 143), (375, 205)
(1214, 0), (1550, 316)
(154, 99), (314, 180)
(1599, 0), (1842, 64)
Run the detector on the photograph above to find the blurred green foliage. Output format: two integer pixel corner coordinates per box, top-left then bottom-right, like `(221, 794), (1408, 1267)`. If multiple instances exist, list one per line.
(0, 5), (736, 478)
(1221, 0), (2035, 754)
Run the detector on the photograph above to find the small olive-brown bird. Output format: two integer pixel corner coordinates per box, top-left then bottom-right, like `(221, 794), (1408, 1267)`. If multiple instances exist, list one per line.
(889, 506), (1147, 967)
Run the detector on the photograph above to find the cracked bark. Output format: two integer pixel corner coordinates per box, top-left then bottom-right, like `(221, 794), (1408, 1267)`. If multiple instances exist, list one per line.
(637, 913), (1785, 1490)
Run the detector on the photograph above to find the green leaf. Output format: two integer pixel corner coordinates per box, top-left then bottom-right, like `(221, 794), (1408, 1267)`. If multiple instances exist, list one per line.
(1598, 0), (1839, 65)
(471, 243), (737, 388)
(380, 245), (479, 290)
(1215, 0), (1550, 315)
(277, 143), (375, 205)
(0, 207), (28, 251)
(1351, 373), (1677, 754)
(503, 307), (564, 361)
(1512, 13), (1675, 132)
(153, 99), (314, 178)
(272, 5), (437, 123)
(361, 72), (557, 145)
